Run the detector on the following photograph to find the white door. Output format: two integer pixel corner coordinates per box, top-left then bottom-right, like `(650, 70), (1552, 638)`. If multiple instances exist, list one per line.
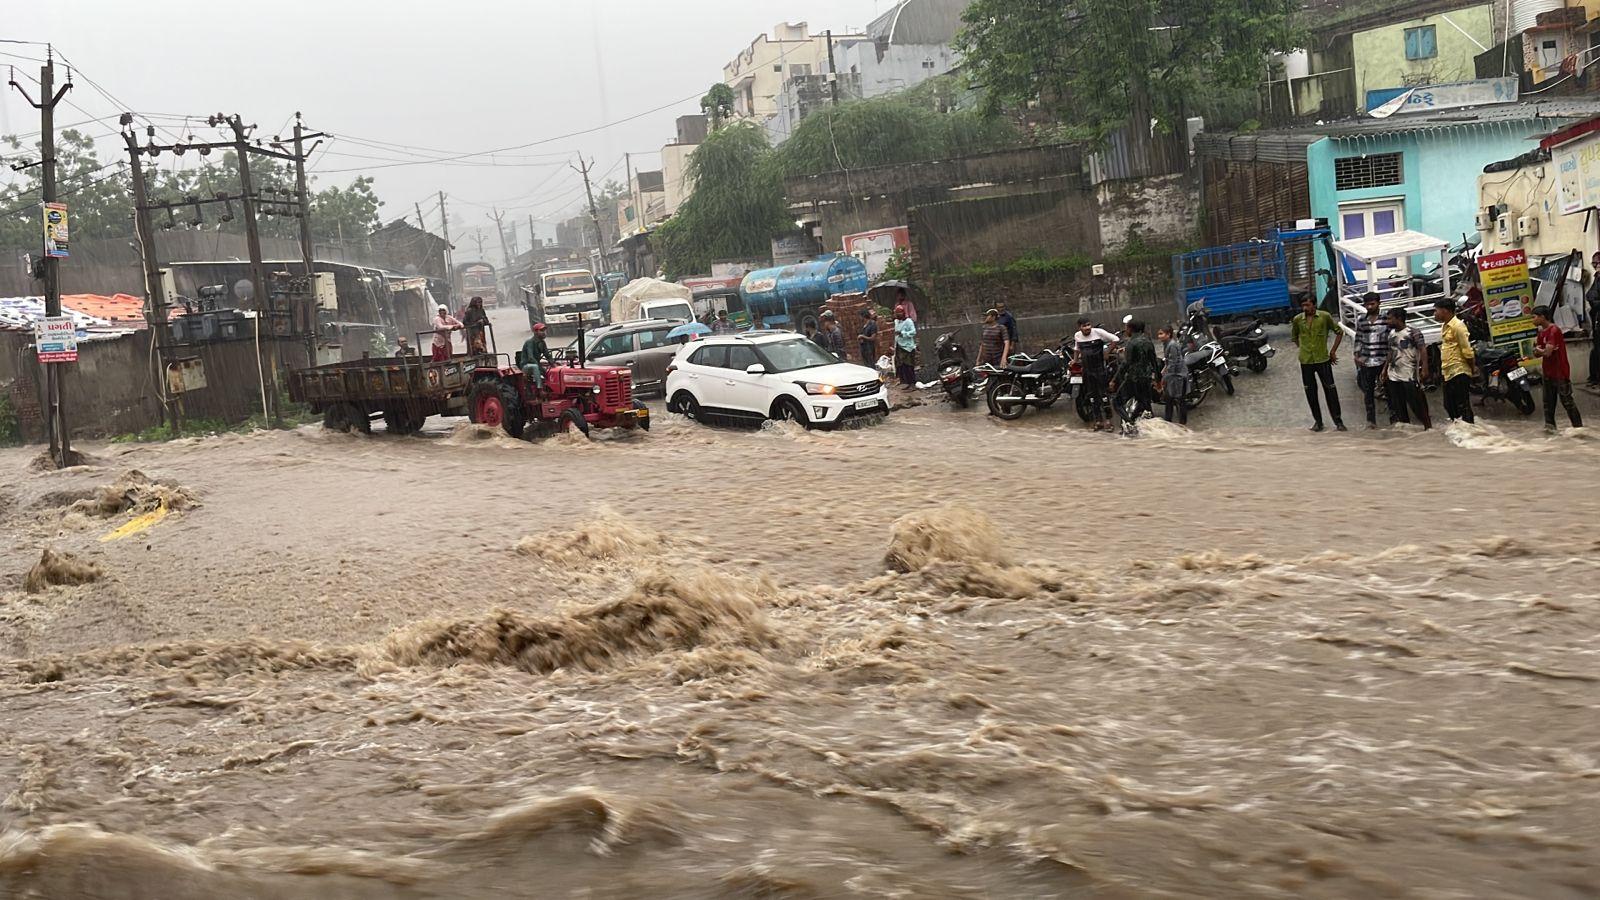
(683, 344), (727, 407)
(721, 344), (772, 415)
(1339, 201), (1407, 278)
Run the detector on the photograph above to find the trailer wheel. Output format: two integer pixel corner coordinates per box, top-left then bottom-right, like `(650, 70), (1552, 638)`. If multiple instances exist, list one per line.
(383, 407), (423, 435)
(324, 403), (369, 434)
(469, 381), (526, 439)
(561, 407), (591, 437)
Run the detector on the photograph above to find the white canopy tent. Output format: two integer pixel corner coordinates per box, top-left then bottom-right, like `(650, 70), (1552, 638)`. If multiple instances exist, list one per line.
(1330, 229), (1453, 341)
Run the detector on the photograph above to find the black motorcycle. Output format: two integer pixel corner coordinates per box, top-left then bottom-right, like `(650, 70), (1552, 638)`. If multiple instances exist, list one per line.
(1214, 318), (1275, 374)
(929, 331), (978, 408)
(1471, 340), (1536, 415)
(984, 345), (1069, 420)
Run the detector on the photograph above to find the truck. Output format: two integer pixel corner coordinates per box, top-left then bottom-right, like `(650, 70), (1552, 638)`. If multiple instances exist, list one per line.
(454, 261), (500, 308)
(739, 254), (870, 333)
(533, 268), (606, 335)
(286, 329), (649, 440)
(1173, 226), (1335, 323)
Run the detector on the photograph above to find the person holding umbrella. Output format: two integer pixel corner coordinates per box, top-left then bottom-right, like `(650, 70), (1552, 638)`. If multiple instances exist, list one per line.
(893, 305), (918, 385)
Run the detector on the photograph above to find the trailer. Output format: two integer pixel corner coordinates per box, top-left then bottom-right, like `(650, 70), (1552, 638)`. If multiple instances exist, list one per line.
(1173, 226), (1335, 322)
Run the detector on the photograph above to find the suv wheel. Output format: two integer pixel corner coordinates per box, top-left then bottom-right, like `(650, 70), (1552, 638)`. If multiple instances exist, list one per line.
(773, 397), (809, 426)
(671, 390), (700, 420)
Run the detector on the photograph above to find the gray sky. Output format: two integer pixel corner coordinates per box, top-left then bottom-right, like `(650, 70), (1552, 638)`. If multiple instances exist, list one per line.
(2, 0), (889, 250)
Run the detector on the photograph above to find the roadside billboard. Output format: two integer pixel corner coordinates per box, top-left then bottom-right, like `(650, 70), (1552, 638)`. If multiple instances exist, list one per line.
(842, 226), (910, 280)
(1555, 131), (1600, 215)
(1477, 249), (1538, 363)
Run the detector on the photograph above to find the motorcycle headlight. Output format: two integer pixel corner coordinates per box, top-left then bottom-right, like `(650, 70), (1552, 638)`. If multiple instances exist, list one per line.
(796, 382), (837, 396)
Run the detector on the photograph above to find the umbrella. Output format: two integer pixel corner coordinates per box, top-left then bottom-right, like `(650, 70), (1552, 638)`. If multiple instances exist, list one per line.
(666, 321), (712, 340)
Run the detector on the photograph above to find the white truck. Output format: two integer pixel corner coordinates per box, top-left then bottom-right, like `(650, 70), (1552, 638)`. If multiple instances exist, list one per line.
(534, 268), (606, 334)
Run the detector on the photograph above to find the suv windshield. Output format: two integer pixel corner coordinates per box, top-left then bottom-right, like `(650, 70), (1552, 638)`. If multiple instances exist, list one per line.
(756, 338), (839, 373)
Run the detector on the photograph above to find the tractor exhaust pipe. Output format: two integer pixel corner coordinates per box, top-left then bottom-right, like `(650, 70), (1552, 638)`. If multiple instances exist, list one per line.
(577, 325), (587, 368)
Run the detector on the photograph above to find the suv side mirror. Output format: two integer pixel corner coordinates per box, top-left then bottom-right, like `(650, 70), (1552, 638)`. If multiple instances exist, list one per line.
(745, 363), (766, 375)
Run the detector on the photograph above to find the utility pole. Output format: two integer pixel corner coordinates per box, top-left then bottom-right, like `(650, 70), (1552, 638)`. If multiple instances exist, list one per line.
(528, 214), (536, 251)
(438, 191), (454, 278)
(573, 156), (612, 272)
(124, 124), (180, 434)
(826, 30), (840, 106)
(226, 114), (277, 422)
(10, 52), (75, 465)
(471, 229), (486, 259)
(490, 208), (512, 269)
(291, 113), (324, 279)
(415, 202), (427, 232)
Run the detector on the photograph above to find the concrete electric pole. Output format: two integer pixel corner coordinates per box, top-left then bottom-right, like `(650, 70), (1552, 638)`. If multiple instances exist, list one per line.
(9, 51), (75, 465)
(572, 156), (612, 273)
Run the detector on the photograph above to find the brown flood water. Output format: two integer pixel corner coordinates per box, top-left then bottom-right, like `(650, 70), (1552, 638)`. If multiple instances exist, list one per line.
(1, 401), (1598, 899)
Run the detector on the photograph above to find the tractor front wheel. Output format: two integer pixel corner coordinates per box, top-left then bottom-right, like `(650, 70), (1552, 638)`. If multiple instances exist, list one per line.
(561, 407), (591, 437)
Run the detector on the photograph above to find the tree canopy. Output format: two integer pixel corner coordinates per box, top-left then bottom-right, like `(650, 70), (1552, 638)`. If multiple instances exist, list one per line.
(701, 83), (736, 131)
(653, 122), (788, 280)
(957, 0), (1299, 138)
(777, 90), (1018, 177)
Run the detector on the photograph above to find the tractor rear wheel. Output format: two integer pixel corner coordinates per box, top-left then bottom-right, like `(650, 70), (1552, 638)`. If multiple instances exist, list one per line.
(469, 381), (526, 439)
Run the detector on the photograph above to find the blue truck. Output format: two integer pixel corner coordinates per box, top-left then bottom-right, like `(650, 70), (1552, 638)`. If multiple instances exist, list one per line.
(740, 254), (870, 333)
(1173, 226), (1336, 322)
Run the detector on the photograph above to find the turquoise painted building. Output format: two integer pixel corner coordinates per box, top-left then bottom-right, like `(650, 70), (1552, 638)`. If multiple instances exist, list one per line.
(1302, 102), (1600, 278)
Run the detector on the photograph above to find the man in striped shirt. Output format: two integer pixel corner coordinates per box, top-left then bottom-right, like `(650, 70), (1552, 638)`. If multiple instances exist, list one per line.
(1354, 292), (1389, 427)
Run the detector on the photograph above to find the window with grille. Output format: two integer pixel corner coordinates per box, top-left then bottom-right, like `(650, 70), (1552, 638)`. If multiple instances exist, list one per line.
(1334, 153), (1403, 191)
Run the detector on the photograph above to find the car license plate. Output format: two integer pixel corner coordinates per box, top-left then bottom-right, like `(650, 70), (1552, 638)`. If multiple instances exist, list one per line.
(854, 399), (878, 411)
(1508, 367), (1527, 381)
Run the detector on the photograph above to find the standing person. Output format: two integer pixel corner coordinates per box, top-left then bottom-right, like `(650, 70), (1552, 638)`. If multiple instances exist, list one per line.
(1072, 318), (1121, 431)
(431, 304), (463, 362)
(712, 309), (738, 335)
(1111, 319), (1159, 431)
(996, 300), (1018, 355)
(462, 296), (490, 353)
(815, 310), (846, 359)
(1158, 325), (1190, 425)
(1290, 295), (1346, 432)
(748, 311), (765, 331)
(1534, 305), (1583, 432)
(1434, 298), (1477, 424)
(1587, 252), (1600, 386)
(893, 305), (918, 386)
(896, 288), (918, 323)
(1354, 292), (1389, 428)
(976, 308), (1009, 368)
(1382, 308), (1431, 429)
(857, 308), (879, 364)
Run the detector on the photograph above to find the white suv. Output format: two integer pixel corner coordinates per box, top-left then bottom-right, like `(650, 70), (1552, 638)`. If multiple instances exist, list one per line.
(665, 332), (889, 427)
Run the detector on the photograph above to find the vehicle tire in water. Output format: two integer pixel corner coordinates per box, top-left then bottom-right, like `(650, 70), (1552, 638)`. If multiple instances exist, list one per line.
(634, 400), (651, 431)
(773, 397), (809, 426)
(322, 405), (351, 433)
(1247, 354), (1268, 374)
(1074, 388), (1095, 422)
(561, 407), (591, 436)
(1222, 373), (1236, 396)
(1509, 381), (1535, 415)
(383, 406), (423, 435)
(469, 381), (526, 439)
(671, 391), (699, 420)
(987, 379), (1028, 421)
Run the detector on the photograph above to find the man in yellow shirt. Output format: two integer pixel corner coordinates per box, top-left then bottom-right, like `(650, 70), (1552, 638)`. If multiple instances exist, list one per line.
(1433, 298), (1476, 424)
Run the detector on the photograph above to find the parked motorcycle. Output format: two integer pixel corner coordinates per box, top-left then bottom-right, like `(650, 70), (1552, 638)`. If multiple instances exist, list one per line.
(1471, 340), (1537, 415)
(1180, 323), (1236, 403)
(1214, 318), (1275, 374)
(984, 345), (1070, 420)
(927, 331), (977, 408)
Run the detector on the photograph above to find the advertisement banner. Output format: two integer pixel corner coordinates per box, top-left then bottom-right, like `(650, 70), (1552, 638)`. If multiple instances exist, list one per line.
(1554, 132), (1600, 215)
(842, 226), (910, 280)
(1477, 249), (1537, 360)
(35, 316), (77, 363)
(43, 202), (69, 258)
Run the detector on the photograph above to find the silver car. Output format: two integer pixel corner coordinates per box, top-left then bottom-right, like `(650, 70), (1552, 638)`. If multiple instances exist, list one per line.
(583, 319), (687, 397)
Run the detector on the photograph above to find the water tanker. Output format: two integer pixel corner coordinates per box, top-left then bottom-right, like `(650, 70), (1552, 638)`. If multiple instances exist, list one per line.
(740, 254), (869, 332)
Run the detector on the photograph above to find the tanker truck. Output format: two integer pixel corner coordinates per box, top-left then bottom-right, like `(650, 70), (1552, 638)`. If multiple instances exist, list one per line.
(739, 254), (869, 334)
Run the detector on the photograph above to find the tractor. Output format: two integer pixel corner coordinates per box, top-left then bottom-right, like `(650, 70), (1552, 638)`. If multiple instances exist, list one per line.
(466, 343), (649, 440)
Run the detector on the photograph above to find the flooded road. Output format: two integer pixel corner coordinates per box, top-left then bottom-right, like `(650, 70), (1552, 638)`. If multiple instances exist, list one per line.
(1, 372), (1598, 898)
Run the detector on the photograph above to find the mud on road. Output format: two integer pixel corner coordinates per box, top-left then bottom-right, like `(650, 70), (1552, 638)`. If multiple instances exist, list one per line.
(1, 403), (1597, 898)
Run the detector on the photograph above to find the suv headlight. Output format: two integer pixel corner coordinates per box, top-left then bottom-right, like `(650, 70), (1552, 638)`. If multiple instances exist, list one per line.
(796, 382), (837, 396)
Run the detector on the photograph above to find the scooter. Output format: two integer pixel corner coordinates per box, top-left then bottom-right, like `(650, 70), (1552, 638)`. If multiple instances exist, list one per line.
(1214, 318), (1275, 373)
(983, 345), (1070, 420)
(1181, 324), (1236, 402)
(1471, 341), (1537, 415)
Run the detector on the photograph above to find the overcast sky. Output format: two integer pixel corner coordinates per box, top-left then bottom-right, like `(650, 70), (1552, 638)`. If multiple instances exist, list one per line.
(2, 0), (892, 250)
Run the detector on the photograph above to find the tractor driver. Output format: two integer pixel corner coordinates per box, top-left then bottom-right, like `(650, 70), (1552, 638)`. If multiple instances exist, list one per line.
(520, 322), (555, 393)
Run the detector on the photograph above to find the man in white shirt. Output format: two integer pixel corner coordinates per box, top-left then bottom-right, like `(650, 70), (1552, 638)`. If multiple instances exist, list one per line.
(1072, 318), (1120, 431)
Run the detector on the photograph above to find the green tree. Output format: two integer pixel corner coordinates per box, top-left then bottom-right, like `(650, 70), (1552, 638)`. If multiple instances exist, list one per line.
(0, 129), (134, 254)
(957, 0), (1298, 138)
(701, 83), (737, 130)
(776, 91), (1018, 178)
(653, 122), (787, 280)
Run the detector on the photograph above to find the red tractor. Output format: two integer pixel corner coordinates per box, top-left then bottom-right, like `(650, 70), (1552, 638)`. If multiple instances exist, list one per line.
(466, 348), (649, 440)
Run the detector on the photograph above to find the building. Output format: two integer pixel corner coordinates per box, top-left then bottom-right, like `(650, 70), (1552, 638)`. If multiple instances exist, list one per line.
(617, 170), (666, 239)
(661, 115), (707, 218)
(837, 0), (966, 99)
(1197, 98), (1600, 276)
(722, 22), (866, 121)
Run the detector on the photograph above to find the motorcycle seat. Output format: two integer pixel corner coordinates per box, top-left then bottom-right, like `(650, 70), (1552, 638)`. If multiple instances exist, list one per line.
(1008, 354), (1061, 374)
(1215, 320), (1260, 338)
(1184, 350), (1212, 368)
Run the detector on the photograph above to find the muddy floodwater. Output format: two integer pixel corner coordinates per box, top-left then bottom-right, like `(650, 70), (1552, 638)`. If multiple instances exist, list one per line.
(1, 394), (1598, 898)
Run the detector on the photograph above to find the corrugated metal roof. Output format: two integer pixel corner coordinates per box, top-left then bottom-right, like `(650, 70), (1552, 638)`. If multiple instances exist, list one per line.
(865, 0), (967, 44)
(1193, 132), (1320, 164)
